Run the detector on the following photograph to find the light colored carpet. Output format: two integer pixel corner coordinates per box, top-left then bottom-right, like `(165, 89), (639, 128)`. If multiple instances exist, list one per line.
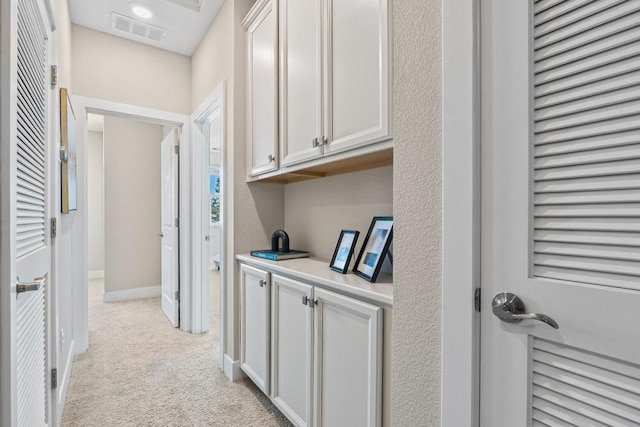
(62, 273), (291, 427)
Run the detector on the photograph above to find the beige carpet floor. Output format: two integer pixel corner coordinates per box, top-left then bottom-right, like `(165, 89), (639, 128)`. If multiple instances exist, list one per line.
(62, 272), (291, 426)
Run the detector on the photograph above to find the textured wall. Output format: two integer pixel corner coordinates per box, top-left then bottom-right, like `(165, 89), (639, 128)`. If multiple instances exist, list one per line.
(87, 131), (104, 272)
(71, 25), (191, 114)
(103, 117), (163, 294)
(230, 0), (284, 357)
(190, 0), (284, 357)
(284, 167), (393, 261)
(391, 0), (443, 425)
(190, 0), (234, 112)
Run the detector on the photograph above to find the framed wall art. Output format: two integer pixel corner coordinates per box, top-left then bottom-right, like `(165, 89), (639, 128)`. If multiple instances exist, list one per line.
(329, 230), (360, 274)
(353, 216), (393, 282)
(60, 87), (77, 213)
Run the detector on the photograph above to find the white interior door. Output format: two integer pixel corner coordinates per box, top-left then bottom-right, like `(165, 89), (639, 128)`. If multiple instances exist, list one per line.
(1, 0), (53, 425)
(481, 1), (640, 425)
(161, 128), (179, 327)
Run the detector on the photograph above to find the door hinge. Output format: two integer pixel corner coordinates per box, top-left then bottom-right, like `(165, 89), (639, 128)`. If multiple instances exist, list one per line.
(174, 145), (180, 155)
(50, 65), (58, 88)
(51, 218), (57, 238)
(175, 218), (180, 227)
(175, 290), (180, 301)
(474, 288), (481, 312)
(51, 368), (58, 389)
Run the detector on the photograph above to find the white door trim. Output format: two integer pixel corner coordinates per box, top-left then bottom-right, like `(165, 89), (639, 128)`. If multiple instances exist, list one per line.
(72, 96), (194, 354)
(191, 81), (226, 366)
(441, 0), (480, 426)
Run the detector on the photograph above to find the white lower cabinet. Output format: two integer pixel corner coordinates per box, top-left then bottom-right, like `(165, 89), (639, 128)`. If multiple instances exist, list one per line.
(240, 264), (271, 394)
(241, 267), (383, 427)
(271, 275), (314, 426)
(313, 288), (382, 427)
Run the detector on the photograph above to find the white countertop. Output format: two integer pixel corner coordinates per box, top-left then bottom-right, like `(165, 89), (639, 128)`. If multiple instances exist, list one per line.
(237, 254), (393, 307)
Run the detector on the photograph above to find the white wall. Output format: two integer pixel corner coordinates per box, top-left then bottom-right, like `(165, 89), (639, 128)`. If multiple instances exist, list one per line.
(72, 24), (192, 115)
(391, 0), (442, 425)
(53, 0), (78, 417)
(284, 166), (393, 261)
(87, 130), (104, 273)
(103, 117), (163, 294)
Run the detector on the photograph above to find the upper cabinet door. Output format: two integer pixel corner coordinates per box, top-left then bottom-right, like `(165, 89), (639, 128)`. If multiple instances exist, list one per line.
(279, 0), (324, 166)
(245, 0), (279, 176)
(323, 0), (391, 156)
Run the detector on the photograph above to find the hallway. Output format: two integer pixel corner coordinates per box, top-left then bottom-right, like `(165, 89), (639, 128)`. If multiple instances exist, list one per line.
(62, 275), (290, 426)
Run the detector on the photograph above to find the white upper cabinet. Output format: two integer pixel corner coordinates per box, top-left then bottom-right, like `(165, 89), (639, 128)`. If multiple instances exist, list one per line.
(324, 0), (391, 155)
(245, 0), (392, 180)
(279, 0), (324, 166)
(243, 0), (279, 176)
(281, 0), (392, 162)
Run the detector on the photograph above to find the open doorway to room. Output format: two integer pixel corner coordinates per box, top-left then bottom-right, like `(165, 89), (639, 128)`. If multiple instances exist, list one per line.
(85, 112), (180, 327)
(192, 82), (226, 366)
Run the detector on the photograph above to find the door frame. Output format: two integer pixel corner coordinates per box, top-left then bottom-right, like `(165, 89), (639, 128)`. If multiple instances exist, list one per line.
(441, 0), (480, 426)
(72, 96), (196, 353)
(191, 81), (227, 364)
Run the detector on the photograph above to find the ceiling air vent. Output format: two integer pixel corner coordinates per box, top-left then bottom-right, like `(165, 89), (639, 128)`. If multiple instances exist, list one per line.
(110, 12), (168, 44)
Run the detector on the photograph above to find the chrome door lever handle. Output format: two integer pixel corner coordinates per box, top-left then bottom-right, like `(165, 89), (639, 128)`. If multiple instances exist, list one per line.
(491, 292), (559, 329)
(16, 274), (46, 294)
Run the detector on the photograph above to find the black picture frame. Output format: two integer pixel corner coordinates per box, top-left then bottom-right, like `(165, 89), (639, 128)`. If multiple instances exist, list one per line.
(353, 216), (393, 282)
(329, 230), (360, 274)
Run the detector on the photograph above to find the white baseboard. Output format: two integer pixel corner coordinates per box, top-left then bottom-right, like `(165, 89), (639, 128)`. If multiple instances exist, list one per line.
(103, 285), (161, 303)
(88, 270), (104, 279)
(224, 354), (246, 382)
(57, 339), (74, 423)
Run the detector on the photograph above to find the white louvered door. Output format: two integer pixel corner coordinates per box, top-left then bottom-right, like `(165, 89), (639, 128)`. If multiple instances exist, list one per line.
(1, 0), (53, 425)
(481, 1), (640, 426)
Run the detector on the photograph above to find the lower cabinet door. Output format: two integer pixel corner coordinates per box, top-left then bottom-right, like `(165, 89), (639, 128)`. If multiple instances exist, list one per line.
(313, 288), (383, 427)
(240, 264), (271, 394)
(271, 274), (313, 427)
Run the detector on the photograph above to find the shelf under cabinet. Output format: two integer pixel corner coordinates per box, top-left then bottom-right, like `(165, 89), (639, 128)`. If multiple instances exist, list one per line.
(247, 143), (393, 184)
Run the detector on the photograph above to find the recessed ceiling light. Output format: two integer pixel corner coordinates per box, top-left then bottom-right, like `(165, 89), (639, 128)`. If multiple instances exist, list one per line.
(129, 2), (155, 19)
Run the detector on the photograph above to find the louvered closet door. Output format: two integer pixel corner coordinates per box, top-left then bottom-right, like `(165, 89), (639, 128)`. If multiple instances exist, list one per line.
(480, 1), (640, 426)
(6, 0), (53, 424)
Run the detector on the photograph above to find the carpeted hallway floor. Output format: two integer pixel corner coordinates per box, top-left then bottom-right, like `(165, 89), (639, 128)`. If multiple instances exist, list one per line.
(61, 272), (291, 426)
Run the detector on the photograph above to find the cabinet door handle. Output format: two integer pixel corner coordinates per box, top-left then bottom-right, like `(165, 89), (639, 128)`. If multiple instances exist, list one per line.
(302, 296), (317, 307)
(312, 137), (319, 148)
(322, 136), (328, 146)
(267, 154), (275, 163)
(259, 279), (267, 287)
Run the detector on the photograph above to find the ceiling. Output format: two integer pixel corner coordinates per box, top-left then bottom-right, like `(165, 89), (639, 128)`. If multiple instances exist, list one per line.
(69, 0), (225, 56)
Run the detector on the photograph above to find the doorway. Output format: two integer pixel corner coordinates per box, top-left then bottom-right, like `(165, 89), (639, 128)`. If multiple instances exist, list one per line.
(72, 96), (199, 355)
(192, 82), (226, 366)
(86, 113), (180, 326)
